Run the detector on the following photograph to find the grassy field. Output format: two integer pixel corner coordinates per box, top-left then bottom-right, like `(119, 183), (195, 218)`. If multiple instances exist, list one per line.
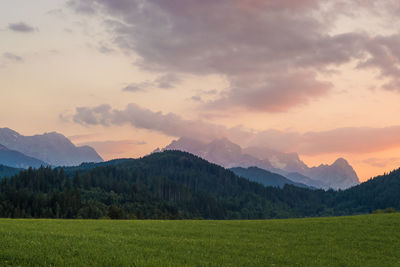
(1, 214), (400, 266)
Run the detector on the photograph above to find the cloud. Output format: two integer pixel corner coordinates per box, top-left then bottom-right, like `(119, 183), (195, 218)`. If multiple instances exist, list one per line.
(362, 157), (400, 168)
(357, 34), (400, 91)
(98, 43), (115, 54)
(68, 103), (400, 155)
(46, 9), (66, 18)
(122, 82), (150, 93)
(68, 0), (369, 112)
(8, 22), (36, 33)
(190, 96), (202, 102)
(246, 130), (302, 152)
(154, 73), (181, 89)
(68, 0), (400, 110)
(202, 89), (218, 95)
(249, 126), (400, 155)
(206, 71), (332, 112)
(3, 52), (23, 62)
(299, 126), (400, 155)
(71, 103), (231, 142)
(66, 0), (96, 15)
(122, 73), (181, 93)
(69, 133), (100, 142)
(190, 89), (219, 103)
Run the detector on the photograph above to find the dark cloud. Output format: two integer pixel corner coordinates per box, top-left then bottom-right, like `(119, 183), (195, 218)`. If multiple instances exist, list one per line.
(206, 71), (332, 112)
(3, 52), (23, 62)
(8, 22), (36, 33)
(66, 0), (97, 14)
(357, 34), (400, 91)
(68, 0), (400, 111)
(67, 0), (354, 111)
(98, 44), (114, 54)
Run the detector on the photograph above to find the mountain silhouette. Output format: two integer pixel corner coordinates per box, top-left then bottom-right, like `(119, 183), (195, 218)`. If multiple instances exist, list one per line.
(0, 128), (103, 166)
(162, 137), (359, 189)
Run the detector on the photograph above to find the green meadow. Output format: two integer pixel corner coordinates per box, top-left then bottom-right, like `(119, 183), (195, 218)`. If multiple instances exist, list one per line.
(1, 214), (400, 266)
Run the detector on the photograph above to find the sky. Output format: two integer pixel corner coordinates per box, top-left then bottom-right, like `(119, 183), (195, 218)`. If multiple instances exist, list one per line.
(1, 0), (400, 181)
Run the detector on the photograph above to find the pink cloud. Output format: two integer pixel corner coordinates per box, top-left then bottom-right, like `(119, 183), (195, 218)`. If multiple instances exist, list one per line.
(68, 104), (400, 155)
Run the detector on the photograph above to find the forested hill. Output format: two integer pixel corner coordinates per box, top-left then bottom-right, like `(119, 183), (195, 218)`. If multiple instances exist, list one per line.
(334, 169), (400, 214)
(0, 150), (399, 219)
(230, 166), (309, 188)
(0, 165), (21, 178)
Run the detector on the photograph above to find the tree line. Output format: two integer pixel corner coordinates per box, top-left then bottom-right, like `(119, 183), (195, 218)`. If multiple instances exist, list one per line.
(0, 151), (399, 219)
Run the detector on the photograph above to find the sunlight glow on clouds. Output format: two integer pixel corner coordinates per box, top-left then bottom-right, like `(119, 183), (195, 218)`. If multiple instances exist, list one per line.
(2, 0), (400, 180)
(69, 103), (400, 156)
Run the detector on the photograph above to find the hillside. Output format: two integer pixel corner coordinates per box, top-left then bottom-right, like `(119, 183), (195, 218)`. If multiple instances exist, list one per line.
(333, 168), (400, 214)
(0, 165), (21, 178)
(0, 151), (331, 219)
(0, 150), (399, 219)
(230, 166), (309, 188)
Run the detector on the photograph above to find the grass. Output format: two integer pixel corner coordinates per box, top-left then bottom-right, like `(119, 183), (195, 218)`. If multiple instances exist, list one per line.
(0, 214), (400, 266)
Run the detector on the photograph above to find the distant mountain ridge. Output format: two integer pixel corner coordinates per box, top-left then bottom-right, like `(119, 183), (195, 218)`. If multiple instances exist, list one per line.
(161, 137), (360, 190)
(0, 143), (48, 169)
(0, 128), (103, 166)
(162, 137), (273, 170)
(230, 166), (310, 189)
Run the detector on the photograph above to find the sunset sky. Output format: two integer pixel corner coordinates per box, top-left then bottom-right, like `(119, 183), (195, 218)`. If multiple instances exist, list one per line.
(2, 0), (400, 181)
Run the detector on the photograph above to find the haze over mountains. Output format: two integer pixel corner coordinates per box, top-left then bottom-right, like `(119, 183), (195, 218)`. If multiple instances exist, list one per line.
(0, 128), (359, 190)
(161, 137), (360, 190)
(0, 128), (103, 167)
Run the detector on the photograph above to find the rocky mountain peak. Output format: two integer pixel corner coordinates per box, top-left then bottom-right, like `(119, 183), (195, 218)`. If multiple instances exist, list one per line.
(161, 137), (360, 190)
(332, 158), (350, 168)
(0, 128), (103, 166)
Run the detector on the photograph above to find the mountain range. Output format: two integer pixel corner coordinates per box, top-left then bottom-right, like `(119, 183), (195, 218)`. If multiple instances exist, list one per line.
(230, 166), (310, 189)
(0, 128), (103, 167)
(160, 137), (359, 190)
(0, 144), (48, 169)
(0, 127), (360, 190)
